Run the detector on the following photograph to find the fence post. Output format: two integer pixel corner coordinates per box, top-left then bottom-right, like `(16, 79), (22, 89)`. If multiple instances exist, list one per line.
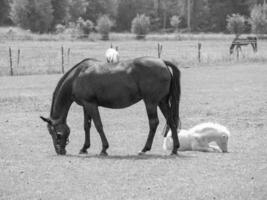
(157, 43), (163, 58)
(17, 48), (20, 68)
(198, 42), (201, 63)
(61, 46), (64, 73)
(9, 47), (13, 76)
(67, 48), (70, 69)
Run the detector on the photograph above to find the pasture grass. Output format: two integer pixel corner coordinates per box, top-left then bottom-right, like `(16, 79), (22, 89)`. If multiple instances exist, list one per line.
(0, 63), (266, 199)
(0, 39), (267, 76)
(1, 27), (267, 77)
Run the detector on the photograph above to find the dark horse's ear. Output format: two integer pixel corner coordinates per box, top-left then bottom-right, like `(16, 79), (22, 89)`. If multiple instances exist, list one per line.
(40, 116), (52, 125)
(115, 46), (119, 51)
(110, 43), (113, 48)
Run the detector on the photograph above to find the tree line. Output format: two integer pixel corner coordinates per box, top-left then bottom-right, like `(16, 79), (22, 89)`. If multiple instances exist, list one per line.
(0, 0), (266, 34)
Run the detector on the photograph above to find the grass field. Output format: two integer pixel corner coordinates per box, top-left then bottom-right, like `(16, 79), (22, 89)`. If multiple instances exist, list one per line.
(0, 60), (266, 199)
(0, 38), (267, 76)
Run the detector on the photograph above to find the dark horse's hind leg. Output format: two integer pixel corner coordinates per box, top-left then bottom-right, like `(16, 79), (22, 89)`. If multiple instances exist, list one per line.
(159, 98), (179, 155)
(83, 102), (109, 156)
(79, 108), (92, 154)
(159, 97), (171, 137)
(139, 102), (159, 155)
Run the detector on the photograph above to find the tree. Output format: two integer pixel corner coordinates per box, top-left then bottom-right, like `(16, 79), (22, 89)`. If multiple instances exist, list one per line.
(191, 0), (211, 32)
(250, 4), (267, 34)
(170, 15), (181, 32)
(207, 0), (234, 32)
(0, 0), (11, 25)
(97, 15), (113, 40)
(68, 0), (88, 22)
(116, 0), (138, 31)
(231, 0), (252, 16)
(83, 0), (106, 23)
(51, 0), (70, 27)
(11, 0), (54, 33)
(131, 14), (150, 39)
(76, 17), (94, 37)
(154, 0), (185, 30)
(226, 13), (246, 37)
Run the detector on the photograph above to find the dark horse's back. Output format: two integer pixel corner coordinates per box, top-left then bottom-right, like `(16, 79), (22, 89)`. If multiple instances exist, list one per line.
(72, 57), (172, 108)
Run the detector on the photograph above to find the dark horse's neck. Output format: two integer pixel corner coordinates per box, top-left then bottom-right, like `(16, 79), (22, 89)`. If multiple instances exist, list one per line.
(50, 59), (90, 124)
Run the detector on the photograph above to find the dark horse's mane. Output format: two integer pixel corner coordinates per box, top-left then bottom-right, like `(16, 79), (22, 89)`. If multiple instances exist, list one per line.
(50, 58), (99, 115)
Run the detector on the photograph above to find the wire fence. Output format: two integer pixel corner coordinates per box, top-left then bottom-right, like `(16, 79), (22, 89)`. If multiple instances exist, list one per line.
(0, 39), (266, 76)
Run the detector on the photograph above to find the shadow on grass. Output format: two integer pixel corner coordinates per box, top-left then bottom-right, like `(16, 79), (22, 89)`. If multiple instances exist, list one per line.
(60, 153), (195, 160)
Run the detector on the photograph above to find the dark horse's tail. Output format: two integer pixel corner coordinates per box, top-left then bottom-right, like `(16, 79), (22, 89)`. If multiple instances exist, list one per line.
(163, 60), (181, 133)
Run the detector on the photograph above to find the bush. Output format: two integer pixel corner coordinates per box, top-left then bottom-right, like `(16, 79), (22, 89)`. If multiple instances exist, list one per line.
(250, 4), (267, 34)
(76, 17), (94, 37)
(170, 15), (181, 32)
(10, 0), (54, 33)
(131, 14), (150, 39)
(55, 24), (66, 34)
(62, 22), (78, 38)
(96, 15), (113, 40)
(226, 13), (246, 37)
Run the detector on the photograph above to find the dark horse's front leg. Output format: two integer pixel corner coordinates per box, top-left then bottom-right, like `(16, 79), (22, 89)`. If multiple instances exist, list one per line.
(83, 102), (109, 156)
(139, 102), (159, 155)
(80, 108), (92, 154)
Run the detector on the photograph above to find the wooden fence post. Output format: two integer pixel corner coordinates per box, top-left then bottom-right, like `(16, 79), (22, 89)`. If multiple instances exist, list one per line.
(61, 46), (64, 73)
(67, 48), (70, 69)
(9, 47), (13, 76)
(198, 42), (201, 63)
(17, 48), (20, 68)
(157, 43), (163, 58)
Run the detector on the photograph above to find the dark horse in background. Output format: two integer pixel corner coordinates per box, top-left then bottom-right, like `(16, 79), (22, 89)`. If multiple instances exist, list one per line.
(230, 36), (257, 55)
(41, 57), (181, 156)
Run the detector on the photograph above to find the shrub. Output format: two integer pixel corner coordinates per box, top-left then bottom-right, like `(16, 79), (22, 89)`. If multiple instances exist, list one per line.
(76, 17), (94, 37)
(170, 15), (181, 32)
(55, 24), (66, 34)
(96, 15), (113, 40)
(250, 4), (267, 34)
(10, 0), (54, 33)
(61, 22), (77, 38)
(226, 13), (246, 37)
(131, 14), (150, 39)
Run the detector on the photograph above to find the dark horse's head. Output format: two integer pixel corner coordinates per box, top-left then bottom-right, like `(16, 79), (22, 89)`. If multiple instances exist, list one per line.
(40, 116), (70, 155)
(229, 43), (235, 55)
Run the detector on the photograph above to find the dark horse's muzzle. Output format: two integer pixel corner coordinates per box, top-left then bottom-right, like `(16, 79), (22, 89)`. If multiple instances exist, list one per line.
(55, 145), (67, 155)
(53, 135), (69, 155)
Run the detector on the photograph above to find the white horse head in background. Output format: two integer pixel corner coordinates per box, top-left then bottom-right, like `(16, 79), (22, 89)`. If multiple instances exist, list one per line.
(105, 44), (119, 63)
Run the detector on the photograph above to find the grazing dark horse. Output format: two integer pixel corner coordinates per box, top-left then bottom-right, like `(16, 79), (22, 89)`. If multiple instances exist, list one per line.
(40, 57), (181, 156)
(230, 36), (257, 55)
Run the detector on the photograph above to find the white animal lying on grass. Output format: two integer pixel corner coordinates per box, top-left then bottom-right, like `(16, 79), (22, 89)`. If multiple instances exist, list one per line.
(105, 46), (119, 63)
(163, 122), (230, 153)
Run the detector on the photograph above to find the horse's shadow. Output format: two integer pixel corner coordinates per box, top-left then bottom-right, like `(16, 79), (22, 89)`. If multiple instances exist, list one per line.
(63, 153), (194, 160)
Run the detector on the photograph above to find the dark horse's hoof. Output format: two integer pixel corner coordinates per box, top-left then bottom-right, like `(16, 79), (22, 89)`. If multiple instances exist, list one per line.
(56, 149), (66, 155)
(79, 149), (88, 154)
(171, 151), (178, 156)
(138, 151), (146, 156)
(100, 151), (108, 156)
